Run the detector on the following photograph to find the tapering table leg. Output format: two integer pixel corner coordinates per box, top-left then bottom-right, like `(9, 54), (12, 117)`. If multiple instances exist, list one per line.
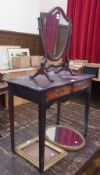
(38, 96), (46, 174)
(84, 88), (91, 137)
(8, 88), (15, 152)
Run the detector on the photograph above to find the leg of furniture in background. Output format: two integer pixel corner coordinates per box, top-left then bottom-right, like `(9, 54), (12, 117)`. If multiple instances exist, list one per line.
(57, 101), (61, 125)
(92, 80), (100, 100)
(0, 82), (8, 108)
(0, 94), (5, 109)
(84, 88), (91, 138)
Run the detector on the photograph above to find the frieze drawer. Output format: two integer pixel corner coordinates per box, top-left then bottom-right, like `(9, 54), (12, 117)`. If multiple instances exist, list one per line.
(73, 79), (91, 92)
(47, 85), (72, 100)
(47, 79), (91, 101)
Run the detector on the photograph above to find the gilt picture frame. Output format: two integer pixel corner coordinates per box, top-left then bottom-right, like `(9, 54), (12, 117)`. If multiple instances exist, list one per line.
(8, 48), (30, 69)
(8, 48), (30, 58)
(0, 48), (9, 70)
(0, 46), (21, 70)
(15, 136), (67, 172)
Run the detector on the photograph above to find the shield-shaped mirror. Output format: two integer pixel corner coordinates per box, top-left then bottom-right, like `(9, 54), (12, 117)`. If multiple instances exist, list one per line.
(39, 7), (72, 61)
(30, 7), (73, 82)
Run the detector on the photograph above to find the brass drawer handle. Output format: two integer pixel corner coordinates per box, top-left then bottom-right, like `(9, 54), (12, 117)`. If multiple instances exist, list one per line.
(56, 88), (64, 96)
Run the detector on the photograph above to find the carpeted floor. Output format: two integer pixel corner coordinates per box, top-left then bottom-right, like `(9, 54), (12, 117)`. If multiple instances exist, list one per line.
(76, 149), (100, 175)
(0, 102), (100, 175)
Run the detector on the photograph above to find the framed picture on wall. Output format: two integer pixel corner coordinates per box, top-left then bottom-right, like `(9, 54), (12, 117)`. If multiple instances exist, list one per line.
(0, 48), (9, 70)
(8, 48), (30, 69)
(8, 48), (30, 58)
(0, 46), (21, 70)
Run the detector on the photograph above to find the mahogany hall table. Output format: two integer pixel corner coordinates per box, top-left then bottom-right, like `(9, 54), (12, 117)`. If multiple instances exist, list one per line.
(7, 71), (94, 174)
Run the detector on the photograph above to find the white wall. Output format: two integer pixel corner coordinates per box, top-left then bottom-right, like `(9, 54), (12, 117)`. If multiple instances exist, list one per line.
(0, 0), (67, 34)
(40, 0), (68, 13)
(0, 0), (40, 34)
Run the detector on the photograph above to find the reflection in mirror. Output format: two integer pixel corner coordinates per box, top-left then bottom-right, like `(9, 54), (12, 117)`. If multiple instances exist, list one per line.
(46, 126), (86, 151)
(42, 10), (70, 61)
(30, 7), (74, 82)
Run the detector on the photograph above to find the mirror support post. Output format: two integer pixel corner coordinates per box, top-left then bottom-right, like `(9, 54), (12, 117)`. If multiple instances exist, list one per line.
(30, 57), (54, 82)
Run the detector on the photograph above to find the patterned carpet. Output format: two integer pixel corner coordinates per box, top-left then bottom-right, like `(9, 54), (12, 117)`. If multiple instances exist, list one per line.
(0, 102), (100, 175)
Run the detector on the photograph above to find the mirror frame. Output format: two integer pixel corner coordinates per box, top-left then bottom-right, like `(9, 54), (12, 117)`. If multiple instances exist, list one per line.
(30, 7), (74, 82)
(46, 125), (86, 151)
(39, 6), (72, 62)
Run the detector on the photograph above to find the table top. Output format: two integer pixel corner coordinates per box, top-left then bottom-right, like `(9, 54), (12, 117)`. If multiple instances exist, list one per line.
(6, 71), (94, 92)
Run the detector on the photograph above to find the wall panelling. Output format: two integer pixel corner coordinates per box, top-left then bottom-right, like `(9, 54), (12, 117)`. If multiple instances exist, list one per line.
(0, 30), (44, 55)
